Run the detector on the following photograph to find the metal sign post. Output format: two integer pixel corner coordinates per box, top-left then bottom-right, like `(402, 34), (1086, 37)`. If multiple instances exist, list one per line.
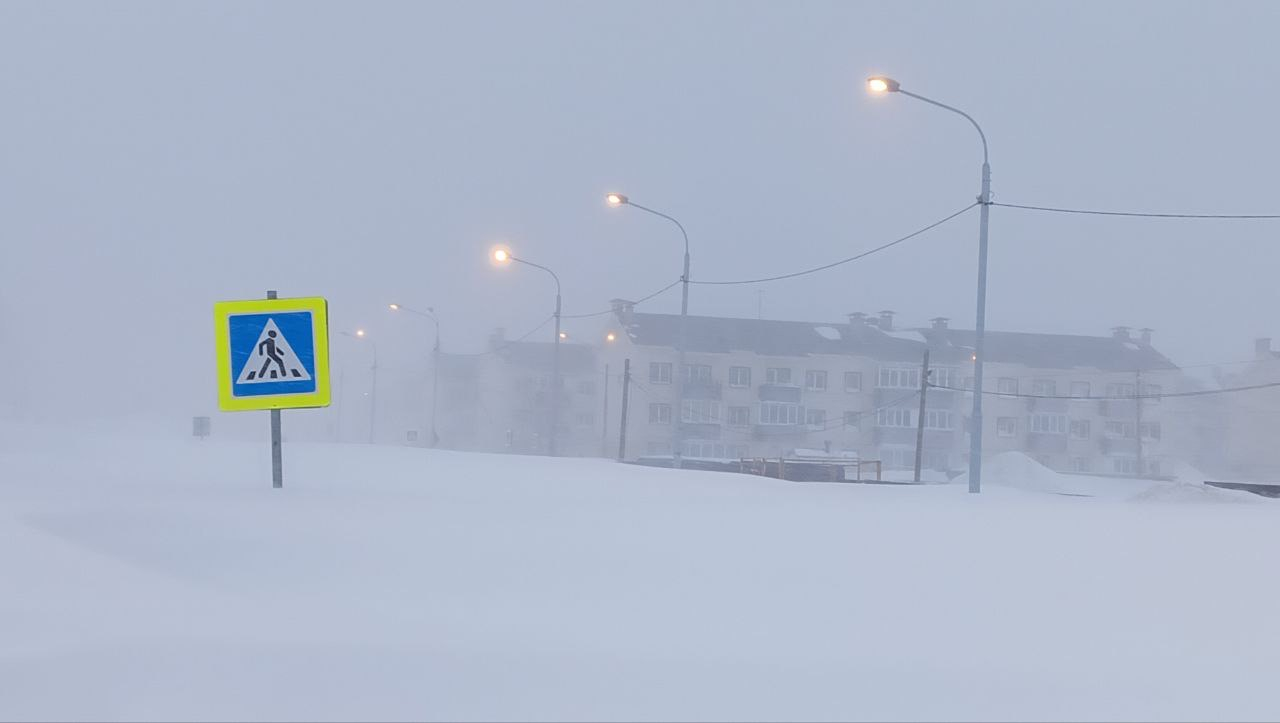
(214, 292), (331, 489)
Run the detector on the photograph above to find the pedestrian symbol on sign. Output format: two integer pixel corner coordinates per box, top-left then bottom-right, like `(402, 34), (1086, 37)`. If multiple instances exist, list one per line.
(237, 318), (313, 384)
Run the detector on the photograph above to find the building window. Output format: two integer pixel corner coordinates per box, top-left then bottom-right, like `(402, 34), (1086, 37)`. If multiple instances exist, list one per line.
(878, 367), (920, 389)
(1070, 419), (1091, 440)
(646, 441), (671, 455)
(577, 380), (597, 395)
(681, 399), (721, 424)
(997, 378), (1019, 396)
(1070, 456), (1090, 473)
(844, 371), (862, 392)
(683, 364), (712, 383)
(1031, 379), (1057, 396)
(759, 401), (800, 425)
(1142, 383), (1163, 403)
(1106, 382), (1136, 398)
(1113, 456), (1140, 475)
(648, 403), (671, 425)
(1139, 421), (1162, 441)
(1070, 381), (1091, 399)
(728, 406), (751, 427)
(924, 409), (953, 430)
(996, 417), (1017, 437)
(684, 440), (728, 459)
(649, 362), (672, 384)
(843, 411), (861, 430)
(1104, 421), (1135, 439)
(880, 446), (915, 469)
(765, 367), (793, 385)
(1030, 413), (1068, 434)
(931, 367), (959, 389)
(575, 412), (595, 426)
(923, 450), (950, 470)
(805, 370), (828, 392)
(876, 408), (913, 428)
(728, 366), (751, 387)
(806, 409), (826, 430)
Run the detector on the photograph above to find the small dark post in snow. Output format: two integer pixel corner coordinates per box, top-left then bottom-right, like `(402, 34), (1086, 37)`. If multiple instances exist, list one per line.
(617, 358), (632, 461)
(1135, 368), (1144, 478)
(601, 363), (610, 457)
(913, 349), (931, 484)
(268, 289), (283, 489)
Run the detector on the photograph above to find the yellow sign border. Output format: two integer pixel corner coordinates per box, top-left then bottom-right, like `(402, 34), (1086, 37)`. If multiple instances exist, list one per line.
(214, 297), (331, 411)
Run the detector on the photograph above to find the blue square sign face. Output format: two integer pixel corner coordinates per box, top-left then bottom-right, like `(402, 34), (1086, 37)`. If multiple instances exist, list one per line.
(228, 311), (318, 398)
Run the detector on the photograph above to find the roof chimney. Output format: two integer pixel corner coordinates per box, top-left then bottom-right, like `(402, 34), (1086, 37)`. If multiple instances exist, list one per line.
(610, 298), (635, 324)
(930, 317), (950, 330)
(488, 327), (507, 351)
(1111, 326), (1131, 340)
(1139, 327), (1153, 345)
(877, 310), (895, 331)
(1257, 338), (1273, 359)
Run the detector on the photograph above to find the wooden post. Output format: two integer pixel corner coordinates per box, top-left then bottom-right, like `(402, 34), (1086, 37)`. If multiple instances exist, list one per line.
(913, 349), (931, 483)
(617, 358), (631, 461)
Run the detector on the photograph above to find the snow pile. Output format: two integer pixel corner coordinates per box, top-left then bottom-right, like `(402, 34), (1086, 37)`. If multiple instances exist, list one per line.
(1129, 481), (1260, 504)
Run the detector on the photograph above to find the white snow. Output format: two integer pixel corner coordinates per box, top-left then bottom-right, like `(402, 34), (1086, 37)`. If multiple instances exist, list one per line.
(813, 325), (842, 341)
(2, 422), (1279, 721)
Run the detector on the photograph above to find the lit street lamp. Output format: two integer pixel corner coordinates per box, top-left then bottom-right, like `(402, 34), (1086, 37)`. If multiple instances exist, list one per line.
(389, 303), (441, 447)
(339, 329), (378, 444)
(606, 192), (691, 468)
(491, 246), (563, 456)
(868, 74), (991, 493)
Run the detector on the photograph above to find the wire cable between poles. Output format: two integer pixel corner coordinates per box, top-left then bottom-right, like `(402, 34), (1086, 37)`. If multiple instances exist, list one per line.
(690, 202), (979, 286)
(561, 278), (682, 319)
(992, 202), (1280, 220)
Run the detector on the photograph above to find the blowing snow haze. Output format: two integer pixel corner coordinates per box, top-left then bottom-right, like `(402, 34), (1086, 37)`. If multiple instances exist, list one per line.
(1, 1), (1278, 427)
(4, 2), (1280, 719)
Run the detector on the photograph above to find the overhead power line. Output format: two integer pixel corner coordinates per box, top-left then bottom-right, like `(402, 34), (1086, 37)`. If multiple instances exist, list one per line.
(929, 380), (1280, 400)
(561, 278), (682, 319)
(993, 202), (1280, 220)
(690, 201), (979, 286)
(448, 314), (555, 357)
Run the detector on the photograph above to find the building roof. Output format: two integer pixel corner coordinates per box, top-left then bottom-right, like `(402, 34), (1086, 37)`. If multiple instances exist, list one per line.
(494, 341), (597, 375)
(621, 312), (1179, 371)
(623, 312), (928, 362)
(922, 328), (1179, 371)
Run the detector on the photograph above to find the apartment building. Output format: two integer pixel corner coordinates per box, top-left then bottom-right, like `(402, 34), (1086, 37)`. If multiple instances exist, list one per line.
(435, 330), (603, 457)
(1215, 338), (1280, 481)
(602, 301), (1185, 477)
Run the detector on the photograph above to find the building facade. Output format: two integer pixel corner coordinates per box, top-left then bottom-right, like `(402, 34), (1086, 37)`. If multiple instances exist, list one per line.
(601, 302), (1185, 477)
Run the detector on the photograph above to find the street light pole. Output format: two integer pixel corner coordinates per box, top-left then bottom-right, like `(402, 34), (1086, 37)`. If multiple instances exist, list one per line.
(390, 303), (442, 447)
(491, 248), (563, 457)
(868, 75), (991, 494)
(339, 330), (377, 445)
(606, 193), (691, 469)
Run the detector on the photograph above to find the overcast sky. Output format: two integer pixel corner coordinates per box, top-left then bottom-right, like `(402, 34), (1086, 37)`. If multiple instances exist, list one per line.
(2, 0), (1278, 422)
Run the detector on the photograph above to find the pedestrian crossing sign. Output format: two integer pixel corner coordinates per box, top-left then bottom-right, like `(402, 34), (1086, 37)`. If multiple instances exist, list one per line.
(214, 297), (331, 411)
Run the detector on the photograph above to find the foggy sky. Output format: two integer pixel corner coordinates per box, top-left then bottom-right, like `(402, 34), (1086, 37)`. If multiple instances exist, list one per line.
(2, 0), (1278, 422)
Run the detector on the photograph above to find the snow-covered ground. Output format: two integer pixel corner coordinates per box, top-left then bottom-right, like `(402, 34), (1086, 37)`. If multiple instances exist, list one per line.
(2, 421), (1278, 721)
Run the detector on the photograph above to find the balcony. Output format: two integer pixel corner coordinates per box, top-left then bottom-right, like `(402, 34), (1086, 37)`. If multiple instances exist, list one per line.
(1099, 437), (1138, 455)
(681, 379), (723, 400)
(874, 387), (919, 406)
(873, 426), (917, 446)
(753, 423), (804, 440)
(679, 421), (722, 440)
(1027, 432), (1069, 454)
(1025, 397), (1069, 414)
(758, 384), (801, 403)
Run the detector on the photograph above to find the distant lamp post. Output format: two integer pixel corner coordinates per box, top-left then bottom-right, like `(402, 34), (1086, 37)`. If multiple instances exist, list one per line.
(489, 245), (563, 456)
(606, 191), (691, 468)
(389, 303), (441, 447)
(867, 74), (992, 494)
(340, 329), (378, 444)
(606, 332), (617, 343)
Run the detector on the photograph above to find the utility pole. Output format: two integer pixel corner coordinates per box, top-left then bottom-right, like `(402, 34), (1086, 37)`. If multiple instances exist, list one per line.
(601, 363), (610, 457)
(1135, 368), (1144, 477)
(550, 291), (562, 456)
(617, 358), (632, 461)
(913, 349), (931, 483)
